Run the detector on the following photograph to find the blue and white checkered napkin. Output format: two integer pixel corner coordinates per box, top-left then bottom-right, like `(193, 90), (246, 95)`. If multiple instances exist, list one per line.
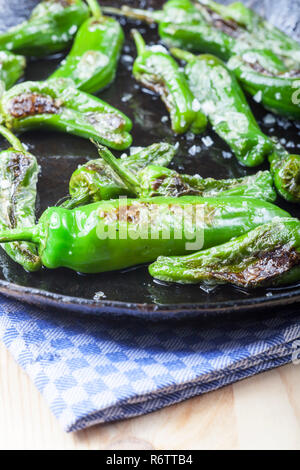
(0, 296), (299, 432)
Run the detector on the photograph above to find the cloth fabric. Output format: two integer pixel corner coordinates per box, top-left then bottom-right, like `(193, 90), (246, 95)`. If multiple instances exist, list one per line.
(0, 296), (299, 432)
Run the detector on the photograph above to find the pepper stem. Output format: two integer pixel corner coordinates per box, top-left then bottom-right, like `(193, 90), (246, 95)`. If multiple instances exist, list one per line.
(60, 192), (90, 210)
(0, 227), (37, 244)
(0, 124), (25, 152)
(102, 6), (161, 24)
(171, 48), (196, 63)
(86, 0), (102, 19)
(131, 29), (147, 56)
(94, 142), (141, 196)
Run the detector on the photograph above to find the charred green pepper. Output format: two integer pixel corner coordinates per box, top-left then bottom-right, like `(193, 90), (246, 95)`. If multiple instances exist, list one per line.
(98, 144), (276, 202)
(131, 29), (207, 135)
(0, 51), (26, 90)
(228, 49), (300, 120)
(149, 217), (300, 288)
(0, 125), (41, 272)
(195, 0), (300, 69)
(268, 142), (300, 204)
(50, 0), (124, 94)
(0, 78), (132, 150)
(0, 0), (89, 58)
(104, 0), (236, 61)
(0, 196), (289, 273)
(104, 0), (300, 69)
(63, 142), (176, 209)
(171, 49), (273, 167)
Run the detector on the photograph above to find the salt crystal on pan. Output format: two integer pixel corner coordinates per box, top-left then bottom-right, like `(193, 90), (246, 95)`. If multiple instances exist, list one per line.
(202, 136), (214, 147)
(253, 90), (262, 103)
(263, 113), (276, 126)
(186, 132), (195, 141)
(188, 145), (199, 156)
(222, 151), (232, 159)
(121, 93), (133, 103)
(94, 291), (106, 301)
(122, 54), (133, 64)
(277, 118), (292, 130)
(286, 141), (294, 148)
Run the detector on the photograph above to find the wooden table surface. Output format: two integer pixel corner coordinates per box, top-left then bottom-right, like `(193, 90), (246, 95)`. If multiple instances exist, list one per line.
(0, 341), (300, 450)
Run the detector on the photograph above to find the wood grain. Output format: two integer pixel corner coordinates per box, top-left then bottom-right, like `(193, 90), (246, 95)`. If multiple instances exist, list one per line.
(0, 341), (299, 450)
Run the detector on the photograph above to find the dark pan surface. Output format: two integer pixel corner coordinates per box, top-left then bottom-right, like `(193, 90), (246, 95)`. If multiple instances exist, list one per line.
(1, 0), (300, 319)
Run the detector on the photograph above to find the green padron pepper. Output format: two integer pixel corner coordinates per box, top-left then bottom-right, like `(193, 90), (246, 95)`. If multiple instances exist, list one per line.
(149, 218), (300, 288)
(228, 49), (300, 120)
(0, 0), (89, 57)
(50, 0), (124, 94)
(268, 142), (300, 204)
(195, 0), (300, 69)
(0, 196), (289, 273)
(0, 78), (132, 150)
(0, 125), (41, 272)
(63, 142), (176, 209)
(171, 49), (273, 167)
(132, 29), (207, 135)
(98, 144), (276, 203)
(104, 0), (236, 61)
(0, 51), (26, 90)
(104, 0), (300, 69)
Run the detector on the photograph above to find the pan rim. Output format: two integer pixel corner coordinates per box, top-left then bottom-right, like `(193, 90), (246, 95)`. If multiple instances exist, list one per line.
(1, 278), (300, 318)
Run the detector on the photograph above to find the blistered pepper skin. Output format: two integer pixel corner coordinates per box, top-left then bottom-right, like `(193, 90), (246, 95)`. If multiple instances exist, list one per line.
(196, 0), (300, 69)
(228, 50), (300, 120)
(0, 125), (41, 272)
(132, 30), (207, 135)
(136, 166), (277, 202)
(149, 218), (300, 288)
(0, 197), (290, 274)
(63, 143), (177, 209)
(104, 0), (300, 70)
(50, 1), (124, 94)
(0, 0), (89, 57)
(268, 143), (300, 204)
(171, 49), (273, 167)
(0, 78), (133, 151)
(0, 51), (26, 90)
(95, 145), (277, 203)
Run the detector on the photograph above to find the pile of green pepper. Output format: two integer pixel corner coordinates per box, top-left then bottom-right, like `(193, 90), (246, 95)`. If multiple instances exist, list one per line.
(105, 0), (300, 119)
(0, 0), (300, 292)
